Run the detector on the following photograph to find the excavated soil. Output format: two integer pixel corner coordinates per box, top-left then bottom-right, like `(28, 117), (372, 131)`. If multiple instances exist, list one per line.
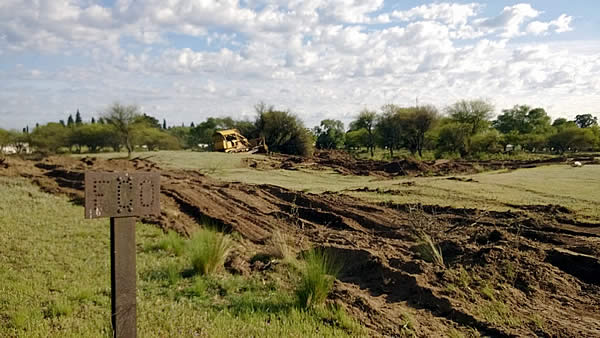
(2, 155), (600, 337)
(245, 150), (595, 178)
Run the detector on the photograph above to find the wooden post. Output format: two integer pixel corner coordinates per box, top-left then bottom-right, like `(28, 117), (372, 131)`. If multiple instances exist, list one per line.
(111, 217), (137, 338)
(84, 171), (160, 338)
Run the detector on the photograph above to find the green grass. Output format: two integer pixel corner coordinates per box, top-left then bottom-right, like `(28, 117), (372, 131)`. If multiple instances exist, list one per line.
(296, 249), (341, 309)
(0, 177), (365, 337)
(349, 165), (600, 220)
(188, 228), (232, 276)
(157, 230), (186, 256)
(413, 232), (444, 268)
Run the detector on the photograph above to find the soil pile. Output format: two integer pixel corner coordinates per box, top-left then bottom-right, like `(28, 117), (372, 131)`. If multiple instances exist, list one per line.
(2, 155), (600, 336)
(246, 150), (591, 178)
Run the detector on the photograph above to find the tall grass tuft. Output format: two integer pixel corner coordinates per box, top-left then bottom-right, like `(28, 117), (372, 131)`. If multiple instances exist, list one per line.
(296, 248), (341, 309)
(414, 232), (444, 268)
(187, 228), (232, 276)
(268, 230), (291, 260)
(158, 230), (186, 256)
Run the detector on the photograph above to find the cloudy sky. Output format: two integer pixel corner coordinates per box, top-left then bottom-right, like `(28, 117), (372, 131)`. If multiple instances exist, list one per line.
(1, 0), (599, 130)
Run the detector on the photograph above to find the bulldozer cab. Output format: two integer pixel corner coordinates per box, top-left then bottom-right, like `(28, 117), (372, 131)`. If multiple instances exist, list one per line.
(213, 129), (268, 154)
(213, 129), (250, 152)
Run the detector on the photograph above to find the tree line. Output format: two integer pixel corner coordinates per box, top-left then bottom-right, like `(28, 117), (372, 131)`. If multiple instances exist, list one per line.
(314, 100), (599, 158)
(1, 100), (598, 158)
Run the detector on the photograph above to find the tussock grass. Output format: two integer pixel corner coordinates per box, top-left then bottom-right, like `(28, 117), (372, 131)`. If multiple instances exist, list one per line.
(268, 230), (291, 260)
(296, 248), (341, 309)
(187, 228), (232, 276)
(414, 232), (444, 268)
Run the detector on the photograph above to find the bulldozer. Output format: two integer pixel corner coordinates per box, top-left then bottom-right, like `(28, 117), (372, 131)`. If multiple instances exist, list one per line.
(212, 129), (268, 154)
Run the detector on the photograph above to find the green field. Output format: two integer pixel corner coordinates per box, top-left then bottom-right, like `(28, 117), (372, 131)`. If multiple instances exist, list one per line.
(0, 177), (363, 337)
(349, 165), (600, 219)
(82, 151), (600, 219)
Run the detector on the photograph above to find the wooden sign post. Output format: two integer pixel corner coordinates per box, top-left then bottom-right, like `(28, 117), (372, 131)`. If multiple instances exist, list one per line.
(84, 171), (160, 338)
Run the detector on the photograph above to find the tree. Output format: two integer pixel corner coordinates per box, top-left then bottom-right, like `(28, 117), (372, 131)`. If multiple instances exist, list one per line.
(134, 127), (181, 151)
(59, 120), (66, 127)
(375, 106), (403, 157)
(135, 114), (161, 129)
(70, 123), (119, 152)
(91, 117), (96, 124)
(435, 120), (471, 157)
(471, 130), (503, 154)
(167, 126), (191, 148)
(103, 103), (141, 157)
(552, 117), (577, 130)
(446, 99), (494, 136)
(163, 119), (167, 130)
(30, 123), (71, 153)
(575, 114), (598, 128)
(67, 114), (74, 127)
(255, 109), (314, 156)
(350, 109), (377, 156)
(75, 109), (82, 125)
(314, 119), (345, 149)
(493, 105), (551, 134)
(0, 128), (10, 150)
(398, 105), (439, 157)
(344, 128), (368, 150)
(548, 127), (595, 153)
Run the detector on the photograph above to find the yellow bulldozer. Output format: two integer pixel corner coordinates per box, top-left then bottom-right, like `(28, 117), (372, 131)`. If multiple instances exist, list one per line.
(212, 129), (268, 153)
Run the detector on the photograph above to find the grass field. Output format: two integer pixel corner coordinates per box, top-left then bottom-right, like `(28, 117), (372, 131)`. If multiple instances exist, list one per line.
(0, 176), (364, 337)
(349, 165), (600, 219)
(77, 151), (600, 219)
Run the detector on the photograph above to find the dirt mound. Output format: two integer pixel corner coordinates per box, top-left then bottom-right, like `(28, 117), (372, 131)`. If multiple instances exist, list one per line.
(1, 155), (600, 336)
(248, 151), (594, 178)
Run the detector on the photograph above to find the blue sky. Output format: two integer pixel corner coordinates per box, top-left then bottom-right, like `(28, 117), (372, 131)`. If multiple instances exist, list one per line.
(1, 1), (599, 129)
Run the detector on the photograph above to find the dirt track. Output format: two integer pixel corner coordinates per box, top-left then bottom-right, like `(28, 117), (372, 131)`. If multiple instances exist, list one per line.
(2, 155), (600, 337)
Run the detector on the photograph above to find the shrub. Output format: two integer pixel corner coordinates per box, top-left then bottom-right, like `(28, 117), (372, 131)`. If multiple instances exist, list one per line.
(158, 230), (186, 256)
(187, 228), (232, 276)
(296, 248), (341, 309)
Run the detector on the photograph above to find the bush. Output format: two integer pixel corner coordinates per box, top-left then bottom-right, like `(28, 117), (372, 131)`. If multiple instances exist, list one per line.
(255, 109), (314, 156)
(187, 228), (232, 276)
(296, 248), (340, 309)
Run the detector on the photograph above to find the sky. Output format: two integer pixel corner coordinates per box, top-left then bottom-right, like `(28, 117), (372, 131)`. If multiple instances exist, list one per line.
(1, 0), (599, 130)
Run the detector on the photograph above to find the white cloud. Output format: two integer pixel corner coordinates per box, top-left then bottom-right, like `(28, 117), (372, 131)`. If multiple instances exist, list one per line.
(527, 14), (573, 35)
(0, 1), (597, 129)
(478, 3), (540, 38)
(390, 2), (481, 27)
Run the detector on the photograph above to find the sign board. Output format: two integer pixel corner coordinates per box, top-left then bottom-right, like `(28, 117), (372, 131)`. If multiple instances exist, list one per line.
(84, 170), (161, 338)
(84, 171), (160, 219)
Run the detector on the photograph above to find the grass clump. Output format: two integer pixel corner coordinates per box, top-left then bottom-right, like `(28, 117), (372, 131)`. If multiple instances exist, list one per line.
(187, 228), (232, 276)
(414, 232), (444, 268)
(43, 300), (73, 319)
(296, 248), (341, 309)
(157, 230), (186, 256)
(479, 301), (521, 327)
(268, 230), (291, 260)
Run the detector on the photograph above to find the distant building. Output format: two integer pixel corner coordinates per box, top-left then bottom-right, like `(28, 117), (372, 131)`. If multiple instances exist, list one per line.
(1, 142), (31, 154)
